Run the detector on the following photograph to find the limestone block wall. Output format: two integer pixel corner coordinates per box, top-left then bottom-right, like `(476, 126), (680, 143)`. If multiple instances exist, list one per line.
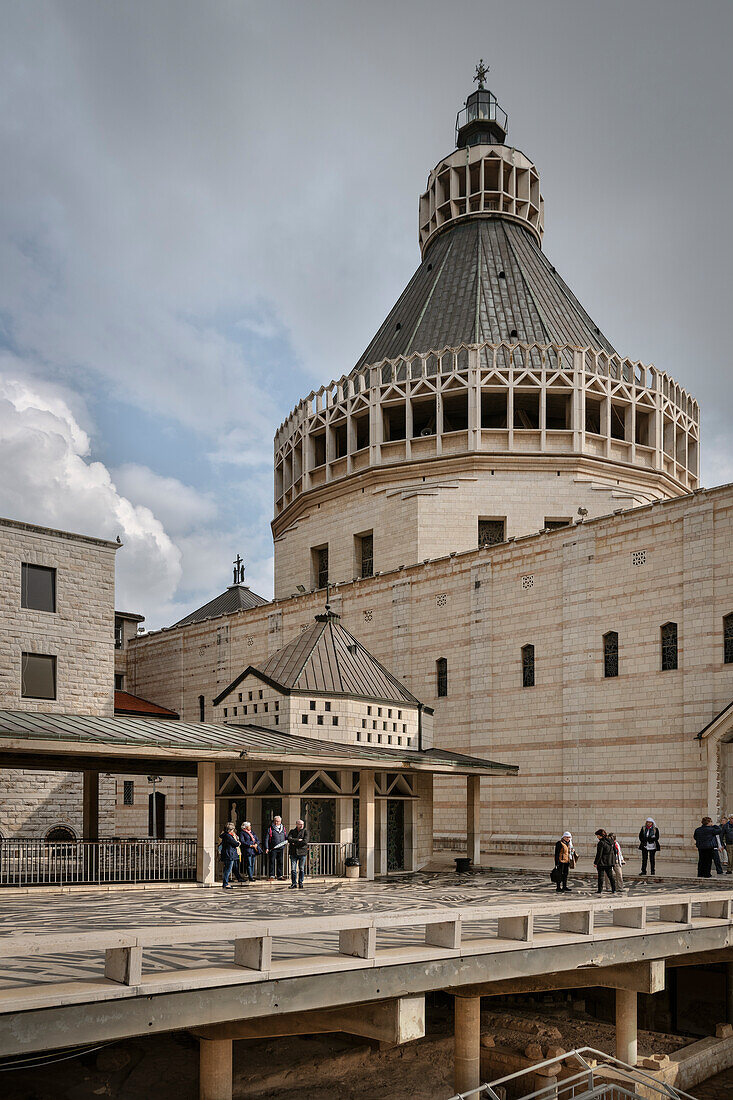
(129, 485), (733, 863)
(273, 457), (671, 600)
(105, 776), (197, 838)
(0, 518), (117, 715)
(0, 770), (115, 840)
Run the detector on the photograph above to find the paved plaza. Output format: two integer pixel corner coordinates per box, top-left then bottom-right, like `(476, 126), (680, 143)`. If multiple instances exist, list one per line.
(0, 869), (725, 994)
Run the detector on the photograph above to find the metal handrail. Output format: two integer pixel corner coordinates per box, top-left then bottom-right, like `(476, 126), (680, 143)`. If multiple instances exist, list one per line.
(0, 838), (197, 886)
(448, 1046), (698, 1100)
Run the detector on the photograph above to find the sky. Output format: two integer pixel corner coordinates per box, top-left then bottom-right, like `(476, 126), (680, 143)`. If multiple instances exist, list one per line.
(1, 1), (732, 630)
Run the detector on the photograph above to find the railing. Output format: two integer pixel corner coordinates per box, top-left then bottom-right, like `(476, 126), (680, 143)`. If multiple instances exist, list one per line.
(0, 838), (197, 887)
(448, 1046), (698, 1100)
(250, 842), (355, 878)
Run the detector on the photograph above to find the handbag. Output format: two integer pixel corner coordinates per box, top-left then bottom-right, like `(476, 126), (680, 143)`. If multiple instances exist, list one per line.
(550, 866), (561, 884)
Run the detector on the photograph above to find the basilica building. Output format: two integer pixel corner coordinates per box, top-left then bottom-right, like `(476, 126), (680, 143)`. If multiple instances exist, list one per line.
(2, 75), (732, 872)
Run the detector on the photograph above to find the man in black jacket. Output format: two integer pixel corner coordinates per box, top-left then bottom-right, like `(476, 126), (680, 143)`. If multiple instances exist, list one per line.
(287, 820), (309, 889)
(594, 829), (616, 894)
(694, 817), (723, 878)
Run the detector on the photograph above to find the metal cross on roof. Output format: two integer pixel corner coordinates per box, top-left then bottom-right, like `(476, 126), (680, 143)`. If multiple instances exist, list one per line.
(474, 59), (489, 90)
(232, 554), (245, 585)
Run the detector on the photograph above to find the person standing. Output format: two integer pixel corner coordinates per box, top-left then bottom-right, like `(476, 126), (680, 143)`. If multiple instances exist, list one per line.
(722, 815), (733, 874)
(594, 829), (616, 894)
(287, 819), (309, 889)
(239, 821), (260, 883)
(694, 817), (723, 878)
(219, 822), (243, 890)
(264, 815), (287, 880)
(610, 833), (625, 892)
(638, 818), (660, 876)
(553, 831), (575, 893)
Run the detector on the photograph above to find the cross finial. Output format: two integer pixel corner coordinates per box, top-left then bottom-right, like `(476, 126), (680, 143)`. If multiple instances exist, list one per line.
(474, 59), (489, 90)
(232, 554), (245, 585)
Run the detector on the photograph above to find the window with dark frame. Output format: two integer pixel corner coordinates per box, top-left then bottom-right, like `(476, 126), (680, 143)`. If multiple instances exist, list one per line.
(123, 780), (134, 806)
(114, 673), (124, 690)
(661, 621), (678, 671)
(724, 614), (733, 664)
(114, 621), (124, 649)
(521, 644), (535, 687)
(313, 546), (328, 589)
(359, 532), (374, 578)
(603, 631), (619, 679)
(436, 657), (448, 697)
(198, 695), (205, 722)
(478, 518), (505, 548)
(21, 563), (56, 613)
(21, 652), (56, 699)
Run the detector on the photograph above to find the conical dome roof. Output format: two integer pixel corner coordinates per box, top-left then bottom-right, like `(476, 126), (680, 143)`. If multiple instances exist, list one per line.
(356, 218), (616, 370)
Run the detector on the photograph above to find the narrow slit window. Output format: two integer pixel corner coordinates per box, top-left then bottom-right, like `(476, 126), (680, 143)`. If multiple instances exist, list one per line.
(521, 644), (535, 688)
(725, 614), (733, 665)
(661, 622), (678, 671)
(603, 631), (619, 679)
(436, 657), (448, 698)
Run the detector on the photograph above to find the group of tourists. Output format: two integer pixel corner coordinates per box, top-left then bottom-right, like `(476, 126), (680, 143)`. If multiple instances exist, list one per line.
(553, 818), (660, 893)
(693, 815), (733, 877)
(219, 815), (309, 890)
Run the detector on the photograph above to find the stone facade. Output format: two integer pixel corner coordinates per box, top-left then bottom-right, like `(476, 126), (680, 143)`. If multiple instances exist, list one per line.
(126, 484), (733, 864)
(0, 517), (119, 839)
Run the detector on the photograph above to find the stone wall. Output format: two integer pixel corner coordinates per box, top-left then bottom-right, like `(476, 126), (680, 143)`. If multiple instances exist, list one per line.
(0, 770), (116, 840)
(128, 486), (733, 862)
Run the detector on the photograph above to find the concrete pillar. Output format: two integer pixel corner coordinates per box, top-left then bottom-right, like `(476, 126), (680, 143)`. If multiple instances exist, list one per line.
(199, 1037), (232, 1100)
(467, 774), (481, 867)
(82, 771), (99, 841)
(615, 987), (637, 1066)
(282, 768), (300, 830)
(196, 762), (216, 886)
(454, 994), (481, 1095)
(336, 776), (354, 846)
(359, 770), (375, 879)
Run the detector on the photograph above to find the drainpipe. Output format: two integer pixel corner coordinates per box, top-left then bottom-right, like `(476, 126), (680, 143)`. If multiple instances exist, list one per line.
(418, 704), (423, 752)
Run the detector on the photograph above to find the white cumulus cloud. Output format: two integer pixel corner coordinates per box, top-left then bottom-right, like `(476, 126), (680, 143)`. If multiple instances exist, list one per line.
(0, 367), (181, 614)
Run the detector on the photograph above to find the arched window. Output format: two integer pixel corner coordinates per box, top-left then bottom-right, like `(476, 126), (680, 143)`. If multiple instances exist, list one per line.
(724, 614), (733, 665)
(436, 658), (448, 698)
(45, 826), (76, 843)
(661, 622), (678, 671)
(521, 644), (535, 688)
(603, 631), (619, 679)
(198, 694), (205, 723)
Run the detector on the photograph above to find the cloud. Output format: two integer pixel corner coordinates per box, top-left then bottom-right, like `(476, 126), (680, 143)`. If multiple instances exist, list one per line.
(112, 464), (217, 537)
(0, 366), (181, 613)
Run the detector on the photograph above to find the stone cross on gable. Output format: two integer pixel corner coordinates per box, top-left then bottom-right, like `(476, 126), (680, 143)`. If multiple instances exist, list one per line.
(232, 554), (245, 585)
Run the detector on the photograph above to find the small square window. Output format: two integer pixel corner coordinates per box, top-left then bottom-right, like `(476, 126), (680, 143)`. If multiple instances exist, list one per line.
(114, 673), (124, 690)
(123, 780), (134, 806)
(332, 716), (338, 726)
(233, 707), (237, 716)
(275, 701), (279, 711)
(407, 737), (412, 746)
(402, 724), (407, 733)
(238, 693), (242, 702)
(357, 731), (362, 741)
(243, 706), (248, 715)
(310, 700), (316, 711)
(378, 707), (382, 717)
(382, 721), (387, 731)
(21, 564), (56, 613)
(372, 720), (377, 729)
(377, 735), (382, 744)
(248, 692), (253, 701)
(387, 736), (392, 744)
(367, 733), (372, 742)
(392, 723), (397, 732)
(367, 706), (372, 715)
(388, 709), (392, 718)
(361, 719), (367, 728)
(275, 715), (279, 725)
(264, 702), (268, 712)
(223, 708), (228, 717)
(397, 737), (402, 745)
(398, 710), (402, 720)
(317, 715), (324, 725)
(253, 704), (258, 713)
(302, 714), (308, 724)
(258, 690), (263, 700)
(325, 701), (331, 712)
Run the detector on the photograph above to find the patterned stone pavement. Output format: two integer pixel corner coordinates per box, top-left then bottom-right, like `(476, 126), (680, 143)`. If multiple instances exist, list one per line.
(0, 870), (727, 993)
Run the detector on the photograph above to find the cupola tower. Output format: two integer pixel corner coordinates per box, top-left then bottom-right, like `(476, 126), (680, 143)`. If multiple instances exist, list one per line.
(272, 68), (699, 600)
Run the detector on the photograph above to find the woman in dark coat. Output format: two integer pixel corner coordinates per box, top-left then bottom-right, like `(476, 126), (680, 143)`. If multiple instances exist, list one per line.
(638, 818), (660, 875)
(219, 822), (243, 890)
(594, 829), (616, 894)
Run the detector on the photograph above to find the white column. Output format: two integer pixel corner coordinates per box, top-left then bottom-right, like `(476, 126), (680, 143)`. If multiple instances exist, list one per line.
(196, 762), (216, 886)
(282, 767), (300, 830)
(377, 798), (388, 875)
(359, 770), (375, 879)
(467, 774), (481, 867)
(615, 988), (637, 1066)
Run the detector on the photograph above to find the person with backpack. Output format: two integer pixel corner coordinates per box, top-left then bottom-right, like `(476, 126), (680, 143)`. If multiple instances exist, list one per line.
(239, 821), (260, 883)
(594, 829), (616, 894)
(264, 815), (287, 880)
(638, 818), (660, 875)
(219, 822), (243, 890)
(287, 819), (309, 889)
(553, 831), (575, 893)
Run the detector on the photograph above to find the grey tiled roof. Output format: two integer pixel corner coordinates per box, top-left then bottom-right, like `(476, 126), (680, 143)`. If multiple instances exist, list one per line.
(0, 711), (517, 774)
(253, 617), (421, 705)
(172, 584), (268, 628)
(355, 218), (617, 368)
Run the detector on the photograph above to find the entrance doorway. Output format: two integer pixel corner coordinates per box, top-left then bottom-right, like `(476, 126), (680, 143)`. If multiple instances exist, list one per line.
(148, 791), (166, 838)
(387, 799), (405, 871)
